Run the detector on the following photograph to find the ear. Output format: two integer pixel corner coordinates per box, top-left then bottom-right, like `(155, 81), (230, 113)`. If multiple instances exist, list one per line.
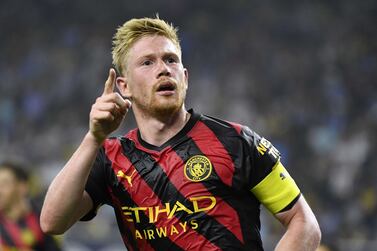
(116, 76), (132, 98)
(184, 68), (189, 90)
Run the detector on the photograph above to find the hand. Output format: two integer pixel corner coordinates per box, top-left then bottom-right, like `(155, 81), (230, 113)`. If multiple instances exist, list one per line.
(89, 68), (132, 144)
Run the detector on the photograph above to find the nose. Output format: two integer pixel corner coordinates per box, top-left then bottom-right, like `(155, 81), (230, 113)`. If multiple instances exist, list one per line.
(157, 60), (171, 78)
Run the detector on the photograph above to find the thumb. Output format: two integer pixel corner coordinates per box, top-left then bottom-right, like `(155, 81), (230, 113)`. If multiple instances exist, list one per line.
(102, 68), (116, 95)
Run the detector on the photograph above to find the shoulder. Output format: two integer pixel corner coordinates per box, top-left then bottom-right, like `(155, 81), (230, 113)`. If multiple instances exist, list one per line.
(197, 113), (268, 148)
(199, 113), (264, 144)
(102, 128), (137, 154)
(200, 113), (280, 160)
(198, 113), (246, 136)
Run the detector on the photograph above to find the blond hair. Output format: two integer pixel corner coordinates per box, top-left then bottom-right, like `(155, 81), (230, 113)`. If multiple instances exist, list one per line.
(112, 16), (180, 75)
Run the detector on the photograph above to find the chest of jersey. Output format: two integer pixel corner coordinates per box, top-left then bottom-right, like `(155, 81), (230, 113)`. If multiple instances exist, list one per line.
(112, 140), (238, 217)
(106, 135), (248, 247)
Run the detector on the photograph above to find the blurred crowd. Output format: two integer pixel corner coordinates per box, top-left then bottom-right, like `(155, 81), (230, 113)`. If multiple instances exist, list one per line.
(1, 0), (376, 250)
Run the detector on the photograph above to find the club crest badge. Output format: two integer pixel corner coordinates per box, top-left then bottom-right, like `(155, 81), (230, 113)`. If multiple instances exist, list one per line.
(184, 155), (212, 182)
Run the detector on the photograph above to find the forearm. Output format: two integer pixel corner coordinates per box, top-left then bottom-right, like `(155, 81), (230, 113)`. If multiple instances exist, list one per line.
(41, 68), (130, 234)
(40, 132), (100, 234)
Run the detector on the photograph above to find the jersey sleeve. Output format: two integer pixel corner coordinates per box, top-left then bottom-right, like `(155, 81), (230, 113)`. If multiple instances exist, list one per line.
(81, 146), (112, 221)
(241, 126), (301, 214)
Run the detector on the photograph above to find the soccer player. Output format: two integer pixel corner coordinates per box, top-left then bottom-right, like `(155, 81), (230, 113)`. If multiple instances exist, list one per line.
(40, 16), (321, 250)
(0, 161), (61, 250)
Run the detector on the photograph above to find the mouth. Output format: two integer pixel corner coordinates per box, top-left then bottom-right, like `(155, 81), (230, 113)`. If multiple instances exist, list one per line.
(156, 80), (176, 94)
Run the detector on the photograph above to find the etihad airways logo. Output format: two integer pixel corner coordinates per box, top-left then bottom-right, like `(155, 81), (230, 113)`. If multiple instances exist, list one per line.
(121, 196), (216, 224)
(121, 196), (217, 240)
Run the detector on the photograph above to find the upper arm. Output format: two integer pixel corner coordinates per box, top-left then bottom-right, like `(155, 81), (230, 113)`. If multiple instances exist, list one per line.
(41, 190), (94, 235)
(60, 191), (94, 232)
(71, 191), (94, 223)
(274, 196), (321, 251)
(239, 127), (320, 248)
(240, 127), (302, 215)
(66, 145), (110, 227)
(275, 195), (319, 229)
(250, 161), (301, 214)
(81, 146), (113, 221)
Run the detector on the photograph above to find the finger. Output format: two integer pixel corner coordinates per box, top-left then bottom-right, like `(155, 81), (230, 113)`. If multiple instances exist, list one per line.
(114, 94), (132, 112)
(92, 110), (115, 122)
(102, 68), (116, 96)
(100, 93), (131, 113)
(92, 100), (122, 116)
(94, 102), (117, 112)
(125, 99), (132, 109)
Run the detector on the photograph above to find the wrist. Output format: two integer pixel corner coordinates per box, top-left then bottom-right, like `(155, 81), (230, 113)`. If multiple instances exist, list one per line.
(84, 132), (106, 147)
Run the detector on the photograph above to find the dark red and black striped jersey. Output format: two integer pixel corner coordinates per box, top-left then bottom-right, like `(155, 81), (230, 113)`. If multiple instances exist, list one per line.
(83, 109), (301, 251)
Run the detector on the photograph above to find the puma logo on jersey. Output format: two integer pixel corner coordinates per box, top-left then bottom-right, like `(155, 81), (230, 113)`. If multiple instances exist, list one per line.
(117, 170), (136, 187)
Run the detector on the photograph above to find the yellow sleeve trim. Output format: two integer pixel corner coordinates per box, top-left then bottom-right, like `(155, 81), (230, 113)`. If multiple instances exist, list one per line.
(251, 161), (300, 214)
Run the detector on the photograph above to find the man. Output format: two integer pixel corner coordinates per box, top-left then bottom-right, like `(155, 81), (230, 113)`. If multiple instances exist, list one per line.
(0, 162), (61, 250)
(41, 16), (321, 250)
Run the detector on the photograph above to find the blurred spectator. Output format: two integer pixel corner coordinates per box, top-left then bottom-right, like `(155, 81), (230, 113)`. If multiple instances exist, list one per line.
(0, 161), (61, 251)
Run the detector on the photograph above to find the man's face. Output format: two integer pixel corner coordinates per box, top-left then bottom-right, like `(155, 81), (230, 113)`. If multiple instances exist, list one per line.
(118, 35), (188, 118)
(0, 169), (23, 212)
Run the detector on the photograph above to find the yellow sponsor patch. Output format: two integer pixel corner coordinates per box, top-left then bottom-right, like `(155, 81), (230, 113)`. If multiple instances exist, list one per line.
(251, 161), (300, 214)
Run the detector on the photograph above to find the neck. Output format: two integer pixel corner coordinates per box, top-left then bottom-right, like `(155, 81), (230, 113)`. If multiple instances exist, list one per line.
(134, 106), (190, 147)
(2, 199), (30, 221)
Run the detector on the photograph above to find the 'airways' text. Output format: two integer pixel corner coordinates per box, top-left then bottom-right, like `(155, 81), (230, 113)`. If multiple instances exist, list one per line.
(134, 220), (198, 240)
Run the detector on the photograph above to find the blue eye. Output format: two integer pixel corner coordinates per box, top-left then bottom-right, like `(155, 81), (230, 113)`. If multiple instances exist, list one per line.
(142, 60), (152, 66)
(167, 57), (177, 64)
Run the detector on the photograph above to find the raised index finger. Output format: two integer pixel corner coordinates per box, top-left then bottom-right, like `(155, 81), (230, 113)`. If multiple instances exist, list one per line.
(102, 68), (116, 95)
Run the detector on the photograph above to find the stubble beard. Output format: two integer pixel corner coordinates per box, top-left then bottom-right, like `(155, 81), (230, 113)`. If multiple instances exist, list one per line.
(134, 88), (186, 120)
(151, 90), (186, 119)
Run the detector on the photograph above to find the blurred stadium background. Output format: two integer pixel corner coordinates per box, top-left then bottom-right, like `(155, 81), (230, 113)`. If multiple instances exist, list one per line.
(1, 0), (376, 250)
